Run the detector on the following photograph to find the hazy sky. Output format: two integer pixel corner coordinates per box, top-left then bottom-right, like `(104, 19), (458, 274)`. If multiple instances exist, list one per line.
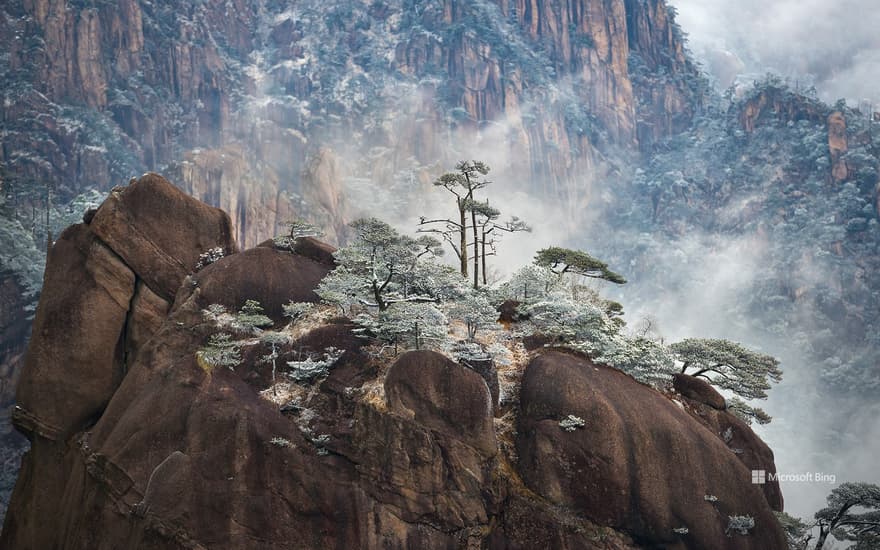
(670, 0), (880, 105)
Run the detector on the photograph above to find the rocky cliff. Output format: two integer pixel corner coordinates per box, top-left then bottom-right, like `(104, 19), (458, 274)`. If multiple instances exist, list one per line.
(1, 174), (786, 548)
(0, 0), (703, 245)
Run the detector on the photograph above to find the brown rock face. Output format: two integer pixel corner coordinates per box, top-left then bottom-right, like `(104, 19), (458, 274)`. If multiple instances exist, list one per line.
(1, 245), (631, 548)
(90, 173), (236, 301)
(673, 372), (726, 410)
(124, 281), (170, 367)
(516, 351), (786, 549)
(385, 350), (496, 456)
(14, 224), (135, 440)
(828, 111), (849, 182)
(675, 386), (784, 512)
(188, 246), (332, 320)
(625, 0), (704, 148)
(291, 237), (337, 267)
(738, 85), (826, 134)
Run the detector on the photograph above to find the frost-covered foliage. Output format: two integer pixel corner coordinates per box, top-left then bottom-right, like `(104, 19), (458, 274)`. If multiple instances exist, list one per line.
(195, 247), (225, 270)
(313, 214), (781, 400)
(443, 289), (498, 340)
(500, 265), (560, 302)
(559, 415), (586, 432)
(234, 300), (273, 333)
(774, 511), (811, 550)
(270, 437), (294, 448)
(283, 301), (314, 323)
(310, 433), (331, 455)
(812, 482), (880, 549)
(0, 215), (45, 309)
(601, 78), (880, 397)
(0, 183), (104, 312)
(287, 347), (343, 382)
(517, 292), (677, 386)
(317, 217), (449, 311)
(197, 333), (241, 371)
(672, 338), (781, 399)
(202, 303), (233, 325)
(260, 331), (291, 390)
(726, 397), (772, 426)
(726, 515), (755, 536)
(535, 246), (626, 284)
(598, 336), (677, 388)
(774, 481), (880, 549)
(273, 219), (324, 250)
(671, 338), (781, 424)
(318, 217), (464, 353)
(355, 302), (449, 353)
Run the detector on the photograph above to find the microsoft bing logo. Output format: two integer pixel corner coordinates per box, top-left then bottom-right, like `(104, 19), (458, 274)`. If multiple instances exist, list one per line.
(751, 470), (836, 484)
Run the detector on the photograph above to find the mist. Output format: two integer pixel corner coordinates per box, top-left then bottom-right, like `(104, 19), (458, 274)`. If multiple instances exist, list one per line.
(670, 0), (880, 105)
(591, 225), (880, 519)
(334, 82), (879, 520)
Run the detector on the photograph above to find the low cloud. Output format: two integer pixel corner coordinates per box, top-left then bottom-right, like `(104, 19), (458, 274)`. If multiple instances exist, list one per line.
(671, 0), (880, 104)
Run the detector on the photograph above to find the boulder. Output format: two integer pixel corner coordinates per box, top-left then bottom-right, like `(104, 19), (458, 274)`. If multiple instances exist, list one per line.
(673, 372), (726, 409)
(4, 282), (498, 549)
(14, 224), (134, 439)
(292, 237), (336, 267)
(516, 350), (786, 549)
(385, 350), (496, 456)
(90, 173), (236, 301)
(188, 246), (332, 321)
(257, 236), (336, 267)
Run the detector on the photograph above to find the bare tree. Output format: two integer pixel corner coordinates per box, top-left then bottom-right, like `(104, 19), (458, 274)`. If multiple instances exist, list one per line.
(420, 160), (529, 289)
(418, 160), (490, 280)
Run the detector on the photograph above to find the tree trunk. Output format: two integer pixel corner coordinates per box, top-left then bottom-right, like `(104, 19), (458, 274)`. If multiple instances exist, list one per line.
(814, 527), (829, 550)
(481, 230), (488, 286)
(373, 281), (386, 311)
(471, 208), (479, 289)
(271, 343), (277, 396)
(458, 198), (468, 278)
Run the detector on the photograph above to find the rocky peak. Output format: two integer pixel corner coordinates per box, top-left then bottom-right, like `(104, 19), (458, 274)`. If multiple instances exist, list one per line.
(2, 176), (787, 548)
(736, 84), (827, 134)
